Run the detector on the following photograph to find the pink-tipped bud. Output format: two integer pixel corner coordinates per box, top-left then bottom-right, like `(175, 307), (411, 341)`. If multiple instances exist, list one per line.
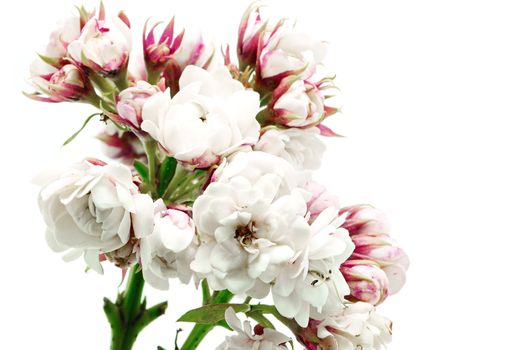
(340, 205), (409, 295)
(351, 233), (409, 295)
(116, 81), (160, 130)
(268, 75), (336, 128)
(27, 62), (91, 103)
(237, 2), (266, 69)
(143, 18), (184, 71)
(340, 262), (389, 305)
(256, 21), (328, 88)
(339, 205), (391, 236)
(304, 181), (339, 223)
(68, 6), (132, 76)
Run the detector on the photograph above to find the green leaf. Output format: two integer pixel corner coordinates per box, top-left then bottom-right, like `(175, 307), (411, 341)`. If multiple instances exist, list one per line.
(134, 160), (149, 182)
(63, 113), (101, 146)
(157, 157), (177, 196)
(177, 303), (250, 324)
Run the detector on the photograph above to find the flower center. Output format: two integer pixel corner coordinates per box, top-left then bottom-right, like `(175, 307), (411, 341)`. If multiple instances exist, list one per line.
(234, 222), (256, 247)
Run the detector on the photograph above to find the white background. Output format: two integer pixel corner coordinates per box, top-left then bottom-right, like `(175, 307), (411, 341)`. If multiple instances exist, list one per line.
(1, 0), (528, 349)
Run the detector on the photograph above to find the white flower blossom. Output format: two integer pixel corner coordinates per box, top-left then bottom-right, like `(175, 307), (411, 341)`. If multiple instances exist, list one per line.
(140, 201), (197, 290)
(37, 160), (154, 273)
(316, 302), (392, 350)
(272, 207), (354, 327)
(191, 168), (310, 297)
(216, 307), (290, 350)
(141, 66), (260, 167)
(254, 127), (325, 170)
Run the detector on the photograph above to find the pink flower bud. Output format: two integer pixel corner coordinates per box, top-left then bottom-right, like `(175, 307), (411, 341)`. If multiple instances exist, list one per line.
(340, 205), (409, 295)
(256, 21), (327, 87)
(268, 75), (336, 128)
(143, 18), (184, 71)
(304, 181), (339, 223)
(161, 29), (214, 94)
(116, 81), (160, 129)
(340, 262), (389, 305)
(68, 5), (132, 76)
(339, 205), (390, 236)
(351, 233), (409, 295)
(27, 62), (91, 103)
(237, 2), (266, 69)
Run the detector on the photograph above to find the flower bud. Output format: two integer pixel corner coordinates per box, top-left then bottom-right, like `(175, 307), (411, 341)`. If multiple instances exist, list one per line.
(340, 262), (389, 305)
(339, 205), (390, 236)
(116, 81), (160, 129)
(268, 75), (336, 128)
(68, 5), (132, 76)
(237, 2), (266, 69)
(161, 28), (214, 94)
(351, 233), (409, 295)
(304, 181), (339, 222)
(28, 62), (91, 102)
(257, 21), (327, 87)
(143, 18), (184, 71)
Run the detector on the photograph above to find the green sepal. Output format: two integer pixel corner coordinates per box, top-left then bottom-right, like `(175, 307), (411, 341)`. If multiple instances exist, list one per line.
(157, 157), (177, 196)
(134, 160), (149, 182)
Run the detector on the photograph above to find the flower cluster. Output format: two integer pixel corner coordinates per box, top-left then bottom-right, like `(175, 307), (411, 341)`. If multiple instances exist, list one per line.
(28, 2), (408, 349)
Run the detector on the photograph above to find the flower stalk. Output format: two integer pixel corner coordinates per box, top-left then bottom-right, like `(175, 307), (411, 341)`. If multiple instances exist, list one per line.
(104, 264), (168, 350)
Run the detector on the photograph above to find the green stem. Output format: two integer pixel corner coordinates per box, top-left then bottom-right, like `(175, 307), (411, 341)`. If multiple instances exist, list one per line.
(105, 265), (168, 350)
(143, 139), (159, 195)
(163, 165), (188, 200)
(122, 265), (145, 320)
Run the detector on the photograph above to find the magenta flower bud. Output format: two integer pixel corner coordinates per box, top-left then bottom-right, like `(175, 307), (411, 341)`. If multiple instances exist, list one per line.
(143, 18), (184, 71)
(237, 2), (266, 69)
(116, 81), (160, 130)
(339, 205), (391, 236)
(27, 62), (91, 103)
(340, 262), (389, 305)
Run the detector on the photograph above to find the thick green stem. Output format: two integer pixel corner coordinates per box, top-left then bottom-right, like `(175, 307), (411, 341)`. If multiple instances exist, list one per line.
(122, 265), (145, 320)
(105, 265), (167, 350)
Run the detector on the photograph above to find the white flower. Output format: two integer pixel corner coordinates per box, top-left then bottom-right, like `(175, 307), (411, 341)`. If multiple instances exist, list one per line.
(191, 171), (309, 297)
(38, 160), (154, 273)
(316, 302), (392, 350)
(272, 207), (354, 327)
(259, 22), (327, 82)
(254, 127), (325, 170)
(216, 307), (290, 350)
(140, 201), (197, 290)
(141, 66), (260, 168)
(212, 151), (303, 197)
(68, 12), (132, 75)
